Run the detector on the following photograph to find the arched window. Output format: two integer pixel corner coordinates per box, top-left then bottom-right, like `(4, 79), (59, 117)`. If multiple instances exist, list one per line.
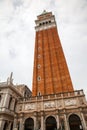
(24, 118), (34, 130)
(69, 114), (83, 130)
(46, 116), (57, 130)
(39, 23), (42, 26)
(38, 92), (41, 96)
(37, 76), (41, 81)
(49, 21), (51, 23)
(43, 22), (45, 25)
(46, 21), (48, 24)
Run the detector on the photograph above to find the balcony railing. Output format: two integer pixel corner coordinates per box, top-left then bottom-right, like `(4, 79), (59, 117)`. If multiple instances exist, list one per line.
(18, 89), (84, 103)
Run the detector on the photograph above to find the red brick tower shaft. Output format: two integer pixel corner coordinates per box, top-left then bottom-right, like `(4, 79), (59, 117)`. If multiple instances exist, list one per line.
(32, 11), (74, 96)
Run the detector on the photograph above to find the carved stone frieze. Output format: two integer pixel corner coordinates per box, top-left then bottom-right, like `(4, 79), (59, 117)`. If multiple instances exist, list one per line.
(44, 101), (55, 109)
(65, 99), (76, 106)
(37, 103), (41, 109)
(57, 101), (62, 108)
(25, 104), (35, 110)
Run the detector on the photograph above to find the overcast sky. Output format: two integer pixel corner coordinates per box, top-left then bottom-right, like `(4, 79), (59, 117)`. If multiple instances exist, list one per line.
(0, 0), (87, 96)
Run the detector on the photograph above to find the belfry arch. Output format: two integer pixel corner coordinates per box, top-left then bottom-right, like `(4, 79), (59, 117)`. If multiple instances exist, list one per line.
(46, 116), (57, 130)
(24, 118), (34, 130)
(69, 114), (83, 130)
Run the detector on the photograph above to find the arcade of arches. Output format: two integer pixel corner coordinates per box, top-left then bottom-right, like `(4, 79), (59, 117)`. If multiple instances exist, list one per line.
(24, 116), (57, 130)
(24, 114), (83, 130)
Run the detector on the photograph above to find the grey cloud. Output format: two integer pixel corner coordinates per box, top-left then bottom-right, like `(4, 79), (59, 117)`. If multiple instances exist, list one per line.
(49, 0), (56, 8)
(12, 0), (24, 8)
(9, 48), (17, 59)
(0, 0), (87, 95)
(5, 30), (15, 37)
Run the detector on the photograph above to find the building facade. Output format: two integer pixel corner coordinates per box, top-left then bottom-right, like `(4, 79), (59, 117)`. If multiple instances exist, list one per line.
(0, 11), (87, 130)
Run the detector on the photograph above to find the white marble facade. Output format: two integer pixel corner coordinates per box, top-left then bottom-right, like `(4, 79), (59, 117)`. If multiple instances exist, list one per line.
(0, 80), (87, 130)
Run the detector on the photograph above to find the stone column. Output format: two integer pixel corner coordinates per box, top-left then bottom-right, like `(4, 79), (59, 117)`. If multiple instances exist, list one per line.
(0, 120), (5, 130)
(13, 114), (17, 130)
(0, 95), (4, 108)
(3, 93), (10, 109)
(81, 112), (87, 130)
(34, 112), (37, 130)
(19, 113), (24, 130)
(56, 114), (59, 129)
(55, 110), (59, 130)
(64, 114), (69, 130)
(10, 98), (15, 111)
(41, 111), (44, 130)
(8, 122), (12, 130)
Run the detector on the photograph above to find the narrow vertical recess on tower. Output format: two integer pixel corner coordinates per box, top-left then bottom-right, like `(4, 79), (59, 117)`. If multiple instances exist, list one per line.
(32, 11), (74, 96)
(47, 29), (55, 94)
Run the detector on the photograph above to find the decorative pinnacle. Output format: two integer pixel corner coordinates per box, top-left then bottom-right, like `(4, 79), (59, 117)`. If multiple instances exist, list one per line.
(42, 10), (47, 14)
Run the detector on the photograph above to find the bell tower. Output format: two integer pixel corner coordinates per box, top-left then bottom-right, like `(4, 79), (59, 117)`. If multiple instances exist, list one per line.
(32, 11), (74, 96)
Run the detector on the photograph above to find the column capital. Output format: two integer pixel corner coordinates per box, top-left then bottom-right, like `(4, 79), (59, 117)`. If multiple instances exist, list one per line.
(34, 111), (38, 117)
(55, 109), (58, 115)
(14, 113), (18, 118)
(40, 111), (44, 116)
(19, 113), (24, 118)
